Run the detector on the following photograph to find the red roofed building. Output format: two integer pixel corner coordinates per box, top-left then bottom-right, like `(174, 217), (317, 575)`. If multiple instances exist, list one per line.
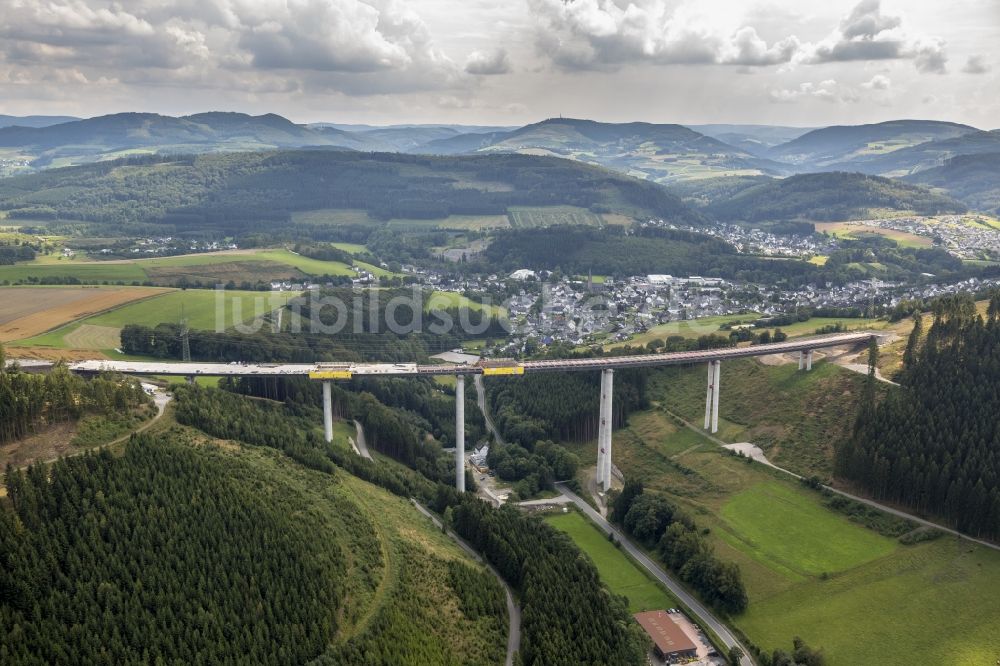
(633, 610), (698, 662)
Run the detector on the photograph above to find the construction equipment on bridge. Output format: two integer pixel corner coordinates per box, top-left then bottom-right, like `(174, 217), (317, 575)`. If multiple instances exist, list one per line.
(478, 358), (525, 375)
(309, 363), (353, 380)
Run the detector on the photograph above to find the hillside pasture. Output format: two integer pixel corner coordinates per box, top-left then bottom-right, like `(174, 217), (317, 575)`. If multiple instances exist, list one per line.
(508, 205), (605, 228)
(815, 221), (933, 248)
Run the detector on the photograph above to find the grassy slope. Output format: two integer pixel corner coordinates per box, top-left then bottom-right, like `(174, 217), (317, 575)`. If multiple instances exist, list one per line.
(647, 359), (877, 477)
(592, 380), (1000, 665)
(545, 510), (677, 613)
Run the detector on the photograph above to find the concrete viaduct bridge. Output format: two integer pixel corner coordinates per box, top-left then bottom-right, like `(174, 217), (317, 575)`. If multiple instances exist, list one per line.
(68, 331), (877, 493)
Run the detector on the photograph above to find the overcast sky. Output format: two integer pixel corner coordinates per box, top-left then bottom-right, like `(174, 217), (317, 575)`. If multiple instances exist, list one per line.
(0, 0), (997, 128)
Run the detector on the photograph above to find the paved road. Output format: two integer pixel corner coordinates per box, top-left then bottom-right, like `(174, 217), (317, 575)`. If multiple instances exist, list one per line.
(555, 482), (753, 666)
(352, 420), (373, 460)
(665, 408), (1000, 554)
(410, 499), (521, 666)
(473, 375), (505, 445)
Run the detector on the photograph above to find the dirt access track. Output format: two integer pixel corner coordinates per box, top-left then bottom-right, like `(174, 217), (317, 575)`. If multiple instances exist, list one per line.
(0, 286), (171, 342)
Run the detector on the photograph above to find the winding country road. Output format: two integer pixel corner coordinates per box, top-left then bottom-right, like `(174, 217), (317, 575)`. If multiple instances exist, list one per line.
(353, 420), (521, 666)
(410, 499), (521, 666)
(473, 375), (505, 445)
(555, 482), (753, 666)
(351, 420), (373, 460)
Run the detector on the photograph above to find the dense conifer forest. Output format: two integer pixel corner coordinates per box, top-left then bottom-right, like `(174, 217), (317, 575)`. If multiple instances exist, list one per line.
(1, 437), (345, 664)
(837, 293), (1000, 539)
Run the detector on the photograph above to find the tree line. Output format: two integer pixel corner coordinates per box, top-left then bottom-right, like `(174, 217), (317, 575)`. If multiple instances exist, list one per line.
(611, 479), (749, 615)
(837, 293), (1000, 539)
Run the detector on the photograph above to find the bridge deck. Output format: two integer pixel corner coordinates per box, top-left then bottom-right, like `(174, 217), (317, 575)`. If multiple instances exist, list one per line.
(65, 332), (876, 378)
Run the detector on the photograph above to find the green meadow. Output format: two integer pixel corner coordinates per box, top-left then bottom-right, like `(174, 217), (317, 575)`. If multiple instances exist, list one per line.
(15, 289), (301, 350)
(597, 381), (1000, 665)
(544, 510), (677, 613)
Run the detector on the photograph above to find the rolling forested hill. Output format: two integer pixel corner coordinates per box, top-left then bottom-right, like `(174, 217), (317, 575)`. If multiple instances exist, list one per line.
(413, 117), (788, 183)
(905, 152), (1000, 214)
(0, 150), (702, 237)
(705, 172), (965, 222)
(849, 130), (1000, 177)
(766, 120), (977, 170)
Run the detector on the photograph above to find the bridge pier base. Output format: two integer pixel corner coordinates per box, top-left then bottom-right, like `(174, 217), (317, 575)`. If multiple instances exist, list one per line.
(456, 375), (465, 493)
(597, 368), (614, 491)
(798, 351), (805, 371)
(806, 350), (813, 371)
(704, 360), (720, 434)
(322, 380), (333, 443)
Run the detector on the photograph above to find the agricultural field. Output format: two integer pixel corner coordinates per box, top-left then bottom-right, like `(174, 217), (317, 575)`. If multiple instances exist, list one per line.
(609, 313), (761, 349)
(386, 214), (510, 232)
(0, 286), (170, 342)
(425, 290), (506, 317)
(10, 289), (301, 353)
(507, 205), (605, 228)
(290, 208), (383, 228)
(0, 247), (390, 285)
(544, 510), (677, 613)
(292, 208), (509, 233)
(600, 404), (1000, 665)
(0, 260), (148, 284)
(814, 221), (932, 248)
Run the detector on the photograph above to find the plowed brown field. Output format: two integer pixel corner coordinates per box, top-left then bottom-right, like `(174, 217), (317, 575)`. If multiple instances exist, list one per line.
(0, 286), (171, 342)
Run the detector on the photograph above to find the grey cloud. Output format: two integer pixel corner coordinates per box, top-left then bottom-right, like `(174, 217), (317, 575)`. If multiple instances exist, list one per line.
(962, 54), (990, 74)
(911, 38), (947, 74)
(465, 48), (511, 75)
(528, 0), (793, 70)
(720, 28), (800, 66)
(839, 0), (900, 40)
(807, 0), (947, 73)
(861, 74), (891, 90)
(811, 38), (902, 62)
(0, 0), (464, 96)
(769, 79), (859, 104)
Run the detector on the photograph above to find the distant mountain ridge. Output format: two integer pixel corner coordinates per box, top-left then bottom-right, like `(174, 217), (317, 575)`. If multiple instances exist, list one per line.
(767, 119), (978, 169)
(0, 114), (80, 129)
(411, 117), (790, 183)
(687, 124), (816, 156)
(0, 112), (996, 215)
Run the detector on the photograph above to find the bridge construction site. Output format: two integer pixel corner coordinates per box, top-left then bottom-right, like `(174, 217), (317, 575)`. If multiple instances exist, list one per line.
(66, 331), (879, 493)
